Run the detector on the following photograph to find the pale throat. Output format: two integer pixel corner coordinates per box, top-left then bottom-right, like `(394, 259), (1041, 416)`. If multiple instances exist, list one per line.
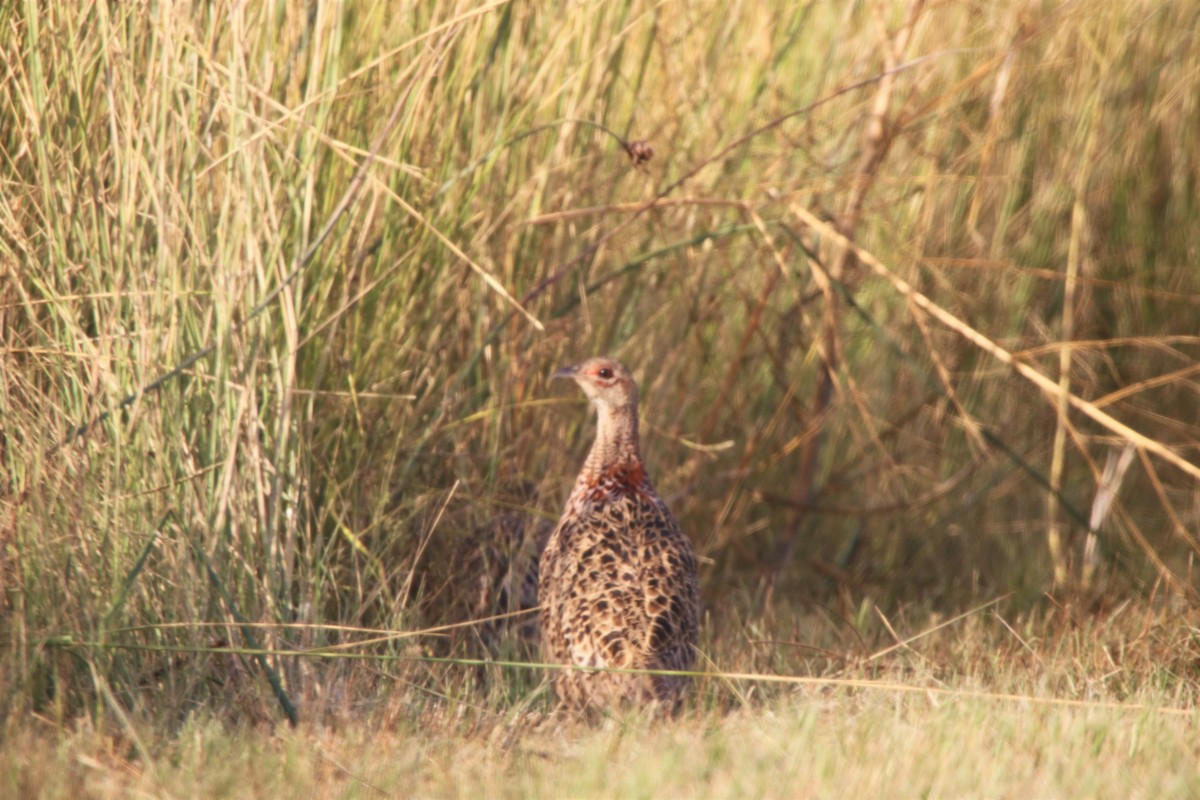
(581, 399), (642, 476)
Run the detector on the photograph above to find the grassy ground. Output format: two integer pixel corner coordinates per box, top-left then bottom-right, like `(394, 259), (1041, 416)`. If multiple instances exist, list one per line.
(3, 0), (1200, 796)
(5, 700), (1198, 799)
(6, 598), (1200, 797)
(5, 604), (1200, 799)
(5, 609), (1200, 798)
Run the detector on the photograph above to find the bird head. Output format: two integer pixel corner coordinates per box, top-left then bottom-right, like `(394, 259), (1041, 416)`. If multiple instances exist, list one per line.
(550, 356), (638, 413)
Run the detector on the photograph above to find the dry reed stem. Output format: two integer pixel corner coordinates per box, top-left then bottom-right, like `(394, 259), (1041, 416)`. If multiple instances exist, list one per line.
(1082, 445), (1136, 586)
(788, 203), (1200, 484)
(1048, 85), (1103, 587)
(864, 593), (1012, 662)
(1092, 363), (1200, 409)
(923, 259), (1200, 305)
(907, 294), (987, 453)
(1136, 450), (1200, 558)
(777, 0), (927, 572)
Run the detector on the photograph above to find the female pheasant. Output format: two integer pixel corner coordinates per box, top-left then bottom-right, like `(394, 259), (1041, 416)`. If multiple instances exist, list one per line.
(539, 357), (700, 713)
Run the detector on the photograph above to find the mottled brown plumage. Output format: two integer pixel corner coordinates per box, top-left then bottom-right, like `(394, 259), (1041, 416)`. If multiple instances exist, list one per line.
(452, 484), (552, 653)
(540, 357), (700, 713)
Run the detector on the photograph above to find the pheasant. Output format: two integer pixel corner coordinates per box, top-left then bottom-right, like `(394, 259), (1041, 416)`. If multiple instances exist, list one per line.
(539, 357), (700, 713)
(451, 483), (551, 654)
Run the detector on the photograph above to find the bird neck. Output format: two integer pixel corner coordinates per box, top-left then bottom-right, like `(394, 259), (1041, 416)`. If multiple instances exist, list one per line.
(581, 401), (643, 479)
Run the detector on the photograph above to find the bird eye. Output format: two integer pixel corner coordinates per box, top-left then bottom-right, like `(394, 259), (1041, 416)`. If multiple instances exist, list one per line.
(598, 367), (613, 379)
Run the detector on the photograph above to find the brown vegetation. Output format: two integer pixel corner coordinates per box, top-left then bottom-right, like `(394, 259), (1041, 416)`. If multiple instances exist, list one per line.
(1, 4), (1198, 785)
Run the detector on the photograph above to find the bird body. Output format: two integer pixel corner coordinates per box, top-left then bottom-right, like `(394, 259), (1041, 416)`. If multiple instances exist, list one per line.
(454, 490), (551, 653)
(539, 357), (699, 712)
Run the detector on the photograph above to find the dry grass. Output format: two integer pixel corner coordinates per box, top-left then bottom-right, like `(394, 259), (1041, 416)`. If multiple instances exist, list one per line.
(6, 702), (1198, 799)
(5, 606), (1200, 798)
(2, 0), (1200, 794)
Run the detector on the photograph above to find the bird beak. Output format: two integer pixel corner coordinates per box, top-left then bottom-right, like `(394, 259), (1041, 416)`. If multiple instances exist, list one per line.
(550, 364), (579, 382)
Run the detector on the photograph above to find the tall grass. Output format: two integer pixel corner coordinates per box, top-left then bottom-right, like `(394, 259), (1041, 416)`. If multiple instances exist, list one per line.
(2, 0), (1199, 737)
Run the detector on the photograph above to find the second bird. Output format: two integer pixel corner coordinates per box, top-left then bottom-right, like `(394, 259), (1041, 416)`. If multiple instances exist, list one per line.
(539, 356), (700, 714)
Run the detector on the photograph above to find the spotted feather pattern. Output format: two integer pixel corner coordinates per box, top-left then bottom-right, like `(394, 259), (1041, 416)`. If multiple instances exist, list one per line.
(456, 508), (551, 649)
